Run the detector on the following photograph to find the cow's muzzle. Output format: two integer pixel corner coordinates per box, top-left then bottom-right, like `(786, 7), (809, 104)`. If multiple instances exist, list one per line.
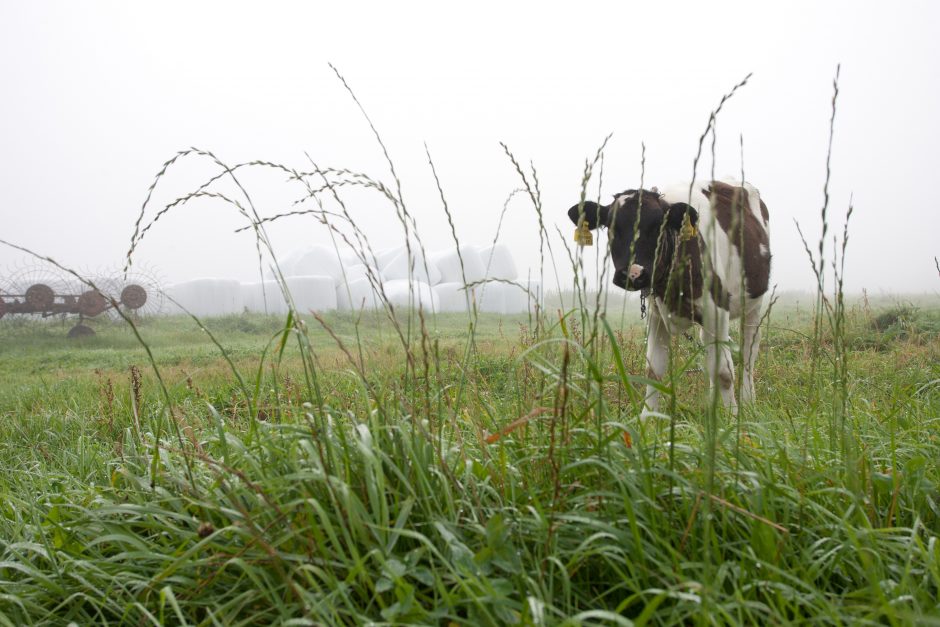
(614, 264), (650, 291)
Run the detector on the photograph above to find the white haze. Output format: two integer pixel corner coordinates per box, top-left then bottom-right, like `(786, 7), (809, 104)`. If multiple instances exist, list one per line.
(1, 1), (938, 296)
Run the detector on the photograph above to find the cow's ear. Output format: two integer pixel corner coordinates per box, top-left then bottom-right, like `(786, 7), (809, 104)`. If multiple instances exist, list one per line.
(568, 201), (609, 229)
(665, 202), (698, 231)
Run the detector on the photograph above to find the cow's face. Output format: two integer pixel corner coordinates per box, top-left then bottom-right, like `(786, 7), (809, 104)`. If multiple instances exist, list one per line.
(568, 189), (698, 291)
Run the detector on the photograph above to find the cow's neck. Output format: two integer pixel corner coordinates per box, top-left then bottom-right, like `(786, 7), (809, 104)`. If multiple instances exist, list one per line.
(650, 233), (717, 323)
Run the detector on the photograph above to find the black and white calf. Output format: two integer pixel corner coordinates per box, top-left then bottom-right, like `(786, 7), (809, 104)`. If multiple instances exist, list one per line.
(568, 181), (771, 414)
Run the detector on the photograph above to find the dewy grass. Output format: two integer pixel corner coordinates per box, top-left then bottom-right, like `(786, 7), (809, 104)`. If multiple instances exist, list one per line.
(1, 67), (939, 625)
(0, 306), (939, 624)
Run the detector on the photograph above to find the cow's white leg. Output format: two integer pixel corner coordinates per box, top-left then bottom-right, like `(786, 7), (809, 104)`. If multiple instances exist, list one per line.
(700, 303), (737, 412)
(740, 297), (763, 404)
(642, 299), (670, 418)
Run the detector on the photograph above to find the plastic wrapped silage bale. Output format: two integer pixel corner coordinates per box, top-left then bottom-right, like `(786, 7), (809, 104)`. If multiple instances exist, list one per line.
(381, 248), (442, 285)
(284, 275), (337, 312)
(382, 279), (438, 312)
(479, 243), (518, 281)
(430, 246), (486, 285)
(166, 278), (243, 317)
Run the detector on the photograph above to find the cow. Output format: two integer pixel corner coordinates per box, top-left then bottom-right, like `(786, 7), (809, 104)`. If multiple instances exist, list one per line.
(568, 180), (771, 415)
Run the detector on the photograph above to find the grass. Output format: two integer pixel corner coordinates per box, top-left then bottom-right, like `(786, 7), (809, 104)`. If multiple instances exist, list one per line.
(2, 66), (940, 625)
(0, 298), (938, 625)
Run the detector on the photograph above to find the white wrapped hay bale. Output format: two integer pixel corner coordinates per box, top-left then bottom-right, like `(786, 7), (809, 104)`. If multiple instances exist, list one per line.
(338, 247), (362, 266)
(476, 282), (505, 314)
(166, 278), (243, 317)
(382, 279), (438, 311)
(430, 246), (486, 285)
(241, 281), (288, 315)
(503, 280), (541, 314)
(479, 243), (518, 281)
(336, 277), (382, 311)
(284, 275), (337, 312)
(374, 246), (406, 270)
(288, 245), (344, 280)
(475, 280), (541, 314)
(337, 264), (373, 284)
(381, 248), (442, 285)
(433, 281), (475, 313)
(272, 247), (308, 277)
(240, 282), (264, 313)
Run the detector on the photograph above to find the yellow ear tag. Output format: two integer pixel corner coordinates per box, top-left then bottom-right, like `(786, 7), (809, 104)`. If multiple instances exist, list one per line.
(679, 217), (697, 242)
(574, 221), (593, 246)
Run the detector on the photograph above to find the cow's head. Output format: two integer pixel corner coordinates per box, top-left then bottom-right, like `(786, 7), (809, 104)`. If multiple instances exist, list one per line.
(567, 189), (699, 291)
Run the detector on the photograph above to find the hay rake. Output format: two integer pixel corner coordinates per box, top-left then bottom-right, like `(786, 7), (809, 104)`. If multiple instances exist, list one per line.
(0, 262), (164, 337)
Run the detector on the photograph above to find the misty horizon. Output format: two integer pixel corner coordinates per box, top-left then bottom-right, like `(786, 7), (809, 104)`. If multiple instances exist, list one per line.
(2, 1), (938, 297)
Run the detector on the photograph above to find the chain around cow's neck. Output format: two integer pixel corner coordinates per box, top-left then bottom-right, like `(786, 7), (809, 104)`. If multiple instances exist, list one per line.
(639, 289), (649, 319)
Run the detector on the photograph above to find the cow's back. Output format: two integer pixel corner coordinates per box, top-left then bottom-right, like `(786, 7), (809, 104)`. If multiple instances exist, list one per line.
(661, 180), (771, 314)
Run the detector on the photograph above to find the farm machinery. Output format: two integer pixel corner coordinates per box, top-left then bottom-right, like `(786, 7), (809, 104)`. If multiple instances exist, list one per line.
(0, 263), (164, 337)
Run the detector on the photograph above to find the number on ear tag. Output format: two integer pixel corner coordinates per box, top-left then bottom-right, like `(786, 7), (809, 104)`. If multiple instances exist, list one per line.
(574, 222), (593, 246)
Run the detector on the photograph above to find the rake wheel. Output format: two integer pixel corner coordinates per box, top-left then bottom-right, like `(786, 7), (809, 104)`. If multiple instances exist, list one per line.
(77, 290), (109, 318)
(6, 264), (70, 299)
(120, 284), (148, 310)
(25, 284), (55, 309)
(67, 324), (95, 338)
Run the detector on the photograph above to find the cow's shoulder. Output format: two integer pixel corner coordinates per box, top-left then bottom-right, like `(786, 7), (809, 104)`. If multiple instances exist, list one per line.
(658, 181), (713, 212)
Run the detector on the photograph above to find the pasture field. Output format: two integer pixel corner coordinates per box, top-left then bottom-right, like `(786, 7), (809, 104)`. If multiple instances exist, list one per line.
(0, 294), (939, 625)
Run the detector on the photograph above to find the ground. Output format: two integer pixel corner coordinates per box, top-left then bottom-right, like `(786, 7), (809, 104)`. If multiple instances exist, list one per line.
(0, 294), (938, 625)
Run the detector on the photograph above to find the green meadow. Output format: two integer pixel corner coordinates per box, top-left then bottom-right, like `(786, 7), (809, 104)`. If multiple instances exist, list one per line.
(1, 293), (938, 625)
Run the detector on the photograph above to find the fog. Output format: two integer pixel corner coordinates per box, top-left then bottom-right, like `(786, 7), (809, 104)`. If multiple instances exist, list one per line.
(1, 1), (938, 297)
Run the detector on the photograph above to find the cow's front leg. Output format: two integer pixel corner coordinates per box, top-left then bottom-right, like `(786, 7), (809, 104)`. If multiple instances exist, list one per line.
(642, 299), (670, 419)
(701, 303), (737, 413)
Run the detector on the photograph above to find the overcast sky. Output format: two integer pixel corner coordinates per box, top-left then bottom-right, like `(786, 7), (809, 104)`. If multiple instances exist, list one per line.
(1, 0), (938, 295)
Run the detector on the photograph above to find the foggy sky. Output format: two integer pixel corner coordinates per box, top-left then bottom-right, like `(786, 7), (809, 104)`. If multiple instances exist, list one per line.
(1, 1), (938, 295)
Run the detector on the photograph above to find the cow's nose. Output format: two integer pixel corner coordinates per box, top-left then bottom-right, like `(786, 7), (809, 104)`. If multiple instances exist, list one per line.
(626, 264), (650, 291)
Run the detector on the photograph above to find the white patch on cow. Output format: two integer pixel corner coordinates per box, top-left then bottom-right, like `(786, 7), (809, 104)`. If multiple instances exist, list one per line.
(610, 190), (635, 212)
(741, 181), (769, 231)
(654, 296), (694, 335)
(628, 264), (644, 280)
(760, 243), (769, 258)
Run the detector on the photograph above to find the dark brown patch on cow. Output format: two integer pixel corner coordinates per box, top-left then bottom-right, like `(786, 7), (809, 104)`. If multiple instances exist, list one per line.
(650, 230), (730, 323)
(703, 181), (771, 298)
